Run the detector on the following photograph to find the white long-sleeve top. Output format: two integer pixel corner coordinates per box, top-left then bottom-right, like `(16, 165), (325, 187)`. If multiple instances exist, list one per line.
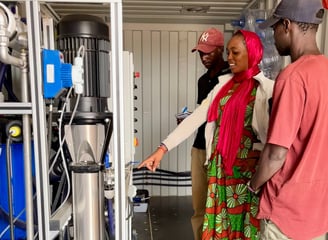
(162, 72), (274, 164)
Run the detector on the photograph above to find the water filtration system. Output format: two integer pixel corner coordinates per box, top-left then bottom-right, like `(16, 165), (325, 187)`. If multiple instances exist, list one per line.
(0, 1), (133, 239)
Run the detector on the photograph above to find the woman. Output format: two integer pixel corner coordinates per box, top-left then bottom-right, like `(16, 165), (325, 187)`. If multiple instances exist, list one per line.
(138, 30), (273, 240)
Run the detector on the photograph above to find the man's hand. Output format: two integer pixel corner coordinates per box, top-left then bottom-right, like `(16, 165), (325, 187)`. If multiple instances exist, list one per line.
(250, 143), (288, 190)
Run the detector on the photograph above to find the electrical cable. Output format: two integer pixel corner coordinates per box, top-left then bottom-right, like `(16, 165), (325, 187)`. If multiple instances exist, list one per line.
(100, 119), (113, 165)
(5, 136), (14, 240)
(77, 45), (85, 59)
(48, 88), (72, 214)
(51, 93), (81, 217)
(49, 43), (84, 173)
(104, 227), (110, 240)
(51, 171), (66, 213)
(48, 87), (73, 174)
(51, 45), (85, 215)
(47, 99), (53, 158)
(49, 45), (85, 216)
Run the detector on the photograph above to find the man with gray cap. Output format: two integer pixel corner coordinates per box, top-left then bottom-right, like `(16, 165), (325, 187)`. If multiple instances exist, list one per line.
(190, 27), (229, 240)
(248, 0), (328, 239)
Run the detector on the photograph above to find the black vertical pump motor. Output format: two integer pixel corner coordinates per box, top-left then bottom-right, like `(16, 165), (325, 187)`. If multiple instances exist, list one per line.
(56, 14), (111, 123)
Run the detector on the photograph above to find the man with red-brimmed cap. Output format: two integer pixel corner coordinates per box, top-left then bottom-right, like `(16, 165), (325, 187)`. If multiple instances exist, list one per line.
(190, 28), (230, 240)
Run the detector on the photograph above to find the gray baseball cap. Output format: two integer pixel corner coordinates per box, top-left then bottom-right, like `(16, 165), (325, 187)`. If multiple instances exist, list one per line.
(259, 0), (324, 29)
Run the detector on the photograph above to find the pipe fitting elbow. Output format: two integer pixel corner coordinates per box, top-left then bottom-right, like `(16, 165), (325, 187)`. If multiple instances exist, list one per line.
(0, 45), (25, 67)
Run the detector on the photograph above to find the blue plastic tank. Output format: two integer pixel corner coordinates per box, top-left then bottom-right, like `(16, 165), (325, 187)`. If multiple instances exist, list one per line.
(0, 143), (35, 239)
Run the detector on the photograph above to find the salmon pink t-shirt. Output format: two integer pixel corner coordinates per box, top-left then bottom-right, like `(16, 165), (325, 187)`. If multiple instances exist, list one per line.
(257, 55), (328, 240)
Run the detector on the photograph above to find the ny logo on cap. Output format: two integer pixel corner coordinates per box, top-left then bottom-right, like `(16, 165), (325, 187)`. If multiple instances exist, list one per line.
(200, 32), (209, 42)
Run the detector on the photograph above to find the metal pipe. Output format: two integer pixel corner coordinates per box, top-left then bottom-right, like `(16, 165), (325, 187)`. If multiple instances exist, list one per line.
(0, 46), (25, 68)
(72, 170), (105, 240)
(21, 49), (34, 240)
(0, 5), (25, 68)
(0, 3), (16, 37)
(65, 124), (106, 240)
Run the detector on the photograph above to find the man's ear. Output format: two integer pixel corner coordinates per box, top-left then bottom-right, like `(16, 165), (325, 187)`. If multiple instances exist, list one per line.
(283, 19), (291, 31)
(217, 46), (224, 53)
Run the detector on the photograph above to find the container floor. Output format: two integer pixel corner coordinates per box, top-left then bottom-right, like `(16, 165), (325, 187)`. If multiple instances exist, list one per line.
(132, 196), (193, 240)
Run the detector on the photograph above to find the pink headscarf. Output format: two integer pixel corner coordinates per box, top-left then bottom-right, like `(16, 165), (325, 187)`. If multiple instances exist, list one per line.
(207, 30), (263, 175)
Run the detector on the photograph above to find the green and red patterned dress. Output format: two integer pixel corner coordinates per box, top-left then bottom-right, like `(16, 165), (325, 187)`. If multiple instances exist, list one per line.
(202, 83), (261, 240)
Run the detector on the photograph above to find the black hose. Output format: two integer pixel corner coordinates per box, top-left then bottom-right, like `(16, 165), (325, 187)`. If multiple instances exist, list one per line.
(133, 172), (190, 177)
(134, 167), (191, 177)
(0, 206), (38, 232)
(134, 182), (192, 187)
(133, 176), (191, 182)
(0, 63), (8, 90)
(5, 137), (15, 240)
(156, 168), (191, 176)
(51, 171), (66, 213)
(3, 65), (19, 102)
(100, 118), (113, 165)
(107, 199), (115, 238)
(47, 102), (53, 158)
(133, 167), (192, 187)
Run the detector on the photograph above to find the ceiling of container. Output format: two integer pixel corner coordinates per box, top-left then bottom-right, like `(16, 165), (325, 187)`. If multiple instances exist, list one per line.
(42, 0), (261, 25)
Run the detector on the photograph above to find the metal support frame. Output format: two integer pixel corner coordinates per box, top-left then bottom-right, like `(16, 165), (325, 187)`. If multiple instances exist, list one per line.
(0, 102), (32, 114)
(109, 2), (126, 240)
(25, 1), (51, 239)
